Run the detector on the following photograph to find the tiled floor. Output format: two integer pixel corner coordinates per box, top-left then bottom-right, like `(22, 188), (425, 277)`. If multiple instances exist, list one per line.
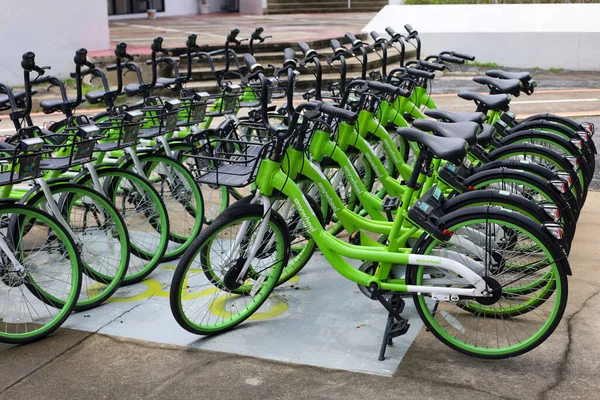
(91, 12), (376, 56)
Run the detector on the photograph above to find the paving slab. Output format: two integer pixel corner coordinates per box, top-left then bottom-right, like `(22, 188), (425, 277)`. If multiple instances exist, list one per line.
(1, 192), (600, 399)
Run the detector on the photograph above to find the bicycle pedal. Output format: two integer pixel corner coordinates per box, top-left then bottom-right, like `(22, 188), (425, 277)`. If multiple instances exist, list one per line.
(382, 196), (400, 212)
(349, 231), (361, 246)
(388, 320), (410, 340)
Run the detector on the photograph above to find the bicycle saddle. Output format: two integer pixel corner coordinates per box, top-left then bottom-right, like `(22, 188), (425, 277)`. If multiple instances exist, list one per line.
(40, 98), (82, 114)
(424, 109), (486, 124)
(85, 89), (107, 104)
(412, 120), (479, 146)
(458, 92), (510, 112)
(0, 89), (38, 107)
(396, 127), (468, 161)
(477, 124), (495, 148)
(486, 70), (532, 86)
(473, 76), (521, 96)
(124, 82), (165, 96)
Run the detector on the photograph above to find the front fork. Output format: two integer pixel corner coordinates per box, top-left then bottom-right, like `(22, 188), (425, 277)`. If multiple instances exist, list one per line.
(229, 191), (273, 285)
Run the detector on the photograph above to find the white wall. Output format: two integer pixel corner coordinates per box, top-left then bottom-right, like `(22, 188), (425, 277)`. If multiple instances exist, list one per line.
(364, 4), (600, 70)
(1, 0), (110, 86)
(108, 0), (229, 19)
(109, 0), (198, 19)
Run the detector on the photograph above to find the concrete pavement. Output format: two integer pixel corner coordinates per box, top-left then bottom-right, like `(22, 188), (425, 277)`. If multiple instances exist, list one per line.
(1, 190), (600, 400)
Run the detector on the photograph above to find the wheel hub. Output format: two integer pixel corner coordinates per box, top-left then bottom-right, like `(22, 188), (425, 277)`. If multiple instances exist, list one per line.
(476, 276), (502, 306)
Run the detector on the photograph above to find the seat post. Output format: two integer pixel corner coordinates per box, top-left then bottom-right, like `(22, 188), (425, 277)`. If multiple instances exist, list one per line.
(406, 149), (431, 189)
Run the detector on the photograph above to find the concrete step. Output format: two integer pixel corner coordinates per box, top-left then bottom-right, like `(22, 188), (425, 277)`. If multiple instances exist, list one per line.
(185, 50), (411, 81)
(266, 0), (387, 14)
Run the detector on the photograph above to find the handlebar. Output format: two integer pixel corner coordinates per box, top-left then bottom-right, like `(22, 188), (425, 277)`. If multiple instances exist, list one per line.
(318, 102), (357, 123)
(452, 51), (475, 61)
(330, 39), (347, 55)
(345, 32), (363, 47)
(404, 24), (416, 36)
(243, 53), (263, 73)
(284, 48), (296, 66)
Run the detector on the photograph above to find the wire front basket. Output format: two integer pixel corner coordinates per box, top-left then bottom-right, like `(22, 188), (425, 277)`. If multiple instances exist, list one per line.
(138, 99), (182, 138)
(177, 96), (209, 127)
(95, 110), (144, 151)
(185, 135), (273, 188)
(0, 138), (49, 185)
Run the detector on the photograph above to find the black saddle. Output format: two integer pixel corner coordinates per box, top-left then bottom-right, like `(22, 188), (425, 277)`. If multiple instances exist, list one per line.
(85, 89), (107, 104)
(473, 76), (521, 96)
(40, 98), (82, 114)
(0, 89), (38, 109)
(477, 124), (495, 148)
(458, 92), (510, 112)
(157, 77), (177, 87)
(395, 127), (468, 161)
(412, 120), (479, 146)
(486, 70), (532, 86)
(424, 109), (486, 124)
(124, 82), (165, 96)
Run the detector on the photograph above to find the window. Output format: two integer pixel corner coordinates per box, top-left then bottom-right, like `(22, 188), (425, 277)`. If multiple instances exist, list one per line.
(108, 0), (165, 15)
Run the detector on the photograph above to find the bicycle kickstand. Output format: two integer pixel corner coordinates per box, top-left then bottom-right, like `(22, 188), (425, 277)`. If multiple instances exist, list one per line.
(368, 284), (410, 361)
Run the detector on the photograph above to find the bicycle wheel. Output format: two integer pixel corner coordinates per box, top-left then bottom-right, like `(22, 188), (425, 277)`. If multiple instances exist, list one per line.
(75, 167), (170, 285)
(488, 143), (583, 206)
(170, 203), (289, 335)
(137, 154), (204, 261)
(407, 206), (568, 359)
(1, 204), (81, 344)
(25, 183), (130, 311)
(464, 168), (577, 242)
(232, 189), (324, 286)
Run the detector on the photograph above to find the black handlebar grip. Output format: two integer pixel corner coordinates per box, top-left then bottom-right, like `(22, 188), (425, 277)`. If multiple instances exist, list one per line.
(385, 27), (397, 37)
(370, 31), (380, 42)
(406, 68), (435, 80)
(243, 53), (259, 69)
(419, 60), (445, 71)
(186, 34), (197, 48)
(366, 81), (405, 96)
(115, 42), (128, 58)
(284, 48), (296, 63)
(151, 37), (164, 52)
(404, 24), (415, 35)
(35, 75), (52, 84)
(298, 42), (311, 56)
(21, 52), (36, 71)
(319, 102), (358, 123)
(452, 51), (475, 61)
(74, 48), (88, 65)
(345, 32), (359, 45)
(227, 29), (240, 43)
(330, 39), (343, 53)
(440, 54), (464, 64)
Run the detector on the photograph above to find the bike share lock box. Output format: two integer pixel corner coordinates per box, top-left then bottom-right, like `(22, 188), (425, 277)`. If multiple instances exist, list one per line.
(407, 185), (452, 242)
(14, 136), (45, 181)
(437, 159), (475, 193)
(163, 99), (182, 132)
(500, 111), (517, 128)
(493, 119), (510, 137)
(180, 90), (210, 125)
(222, 84), (242, 113)
(123, 110), (145, 146)
(73, 124), (101, 161)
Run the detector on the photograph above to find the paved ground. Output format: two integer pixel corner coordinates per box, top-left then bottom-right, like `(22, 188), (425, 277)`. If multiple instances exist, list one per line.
(92, 12), (376, 56)
(2, 15), (600, 396)
(1, 190), (599, 400)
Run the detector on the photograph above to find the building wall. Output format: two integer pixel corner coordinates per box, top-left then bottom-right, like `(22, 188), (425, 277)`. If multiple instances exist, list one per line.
(1, 0), (110, 86)
(108, 0), (228, 19)
(365, 4), (600, 70)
